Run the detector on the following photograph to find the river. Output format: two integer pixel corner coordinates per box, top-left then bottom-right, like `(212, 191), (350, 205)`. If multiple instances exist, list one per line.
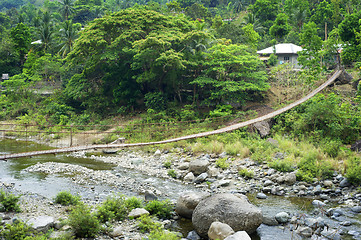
(1, 139), (360, 240)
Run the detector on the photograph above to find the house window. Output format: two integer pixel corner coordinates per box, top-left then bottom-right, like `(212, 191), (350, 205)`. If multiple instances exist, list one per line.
(284, 56), (290, 61)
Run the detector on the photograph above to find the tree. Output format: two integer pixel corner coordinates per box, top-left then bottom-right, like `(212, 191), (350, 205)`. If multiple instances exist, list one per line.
(242, 23), (260, 49)
(191, 43), (268, 105)
(249, 0), (280, 29)
(10, 22), (32, 66)
(60, 0), (75, 20)
(269, 13), (292, 41)
(184, 3), (211, 22)
(298, 21), (323, 79)
(58, 20), (80, 58)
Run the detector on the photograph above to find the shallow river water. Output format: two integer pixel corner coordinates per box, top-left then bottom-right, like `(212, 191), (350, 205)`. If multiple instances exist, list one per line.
(0, 139), (360, 240)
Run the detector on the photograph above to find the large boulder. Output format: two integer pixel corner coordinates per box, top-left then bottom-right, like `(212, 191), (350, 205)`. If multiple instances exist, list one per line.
(192, 194), (262, 238)
(252, 121), (272, 138)
(176, 192), (210, 219)
(27, 216), (55, 233)
(189, 159), (210, 175)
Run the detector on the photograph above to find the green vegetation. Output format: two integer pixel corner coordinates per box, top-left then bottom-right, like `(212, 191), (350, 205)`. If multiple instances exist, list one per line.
(238, 168), (255, 179)
(0, 189), (21, 212)
(54, 191), (80, 206)
(216, 157), (230, 170)
(167, 169), (177, 178)
(68, 203), (101, 238)
(145, 200), (173, 219)
(0, 220), (43, 240)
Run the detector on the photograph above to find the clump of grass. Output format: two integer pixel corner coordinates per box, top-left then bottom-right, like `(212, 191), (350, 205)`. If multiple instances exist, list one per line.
(163, 160), (172, 169)
(167, 169), (177, 178)
(225, 141), (250, 157)
(345, 157), (361, 185)
(191, 140), (224, 154)
(137, 215), (163, 233)
(269, 157), (295, 172)
(216, 157), (230, 170)
(238, 168), (254, 179)
(0, 190), (21, 212)
(54, 191), (80, 206)
(145, 200), (173, 219)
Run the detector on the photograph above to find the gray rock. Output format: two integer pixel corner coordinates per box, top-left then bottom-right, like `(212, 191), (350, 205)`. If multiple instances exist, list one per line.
(305, 217), (325, 229)
(340, 178), (351, 188)
(194, 172), (208, 183)
(312, 200), (326, 207)
(351, 140), (361, 152)
(207, 167), (220, 178)
(178, 163), (189, 170)
(267, 138), (279, 147)
(110, 226), (123, 237)
(212, 180), (232, 188)
(131, 158), (143, 165)
(323, 180), (334, 188)
(184, 172), (195, 182)
(154, 149), (162, 156)
(262, 215), (278, 226)
(208, 222), (235, 240)
(219, 152), (227, 158)
(128, 208), (149, 218)
(144, 190), (157, 201)
(252, 120), (271, 138)
(187, 230), (201, 240)
(296, 226), (313, 238)
(256, 193), (267, 199)
(351, 206), (361, 213)
(192, 194), (262, 238)
(224, 231), (251, 240)
(264, 180), (273, 187)
(275, 212), (290, 224)
(340, 221), (352, 226)
(27, 216), (55, 233)
(321, 228), (341, 240)
(284, 173), (296, 185)
(176, 192), (210, 219)
(189, 159), (210, 175)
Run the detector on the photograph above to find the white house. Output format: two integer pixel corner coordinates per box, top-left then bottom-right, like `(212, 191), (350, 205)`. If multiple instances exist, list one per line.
(257, 43), (303, 68)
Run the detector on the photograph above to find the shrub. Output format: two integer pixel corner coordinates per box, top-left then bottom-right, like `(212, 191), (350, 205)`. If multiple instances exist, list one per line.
(68, 203), (100, 238)
(0, 190), (21, 212)
(145, 200), (173, 219)
(167, 169), (177, 178)
(346, 157), (361, 185)
(144, 92), (166, 111)
(321, 139), (342, 158)
(163, 160), (172, 169)
(269, 159), (294, 172)
(96, 195), (128, 223)
(149, 230), (181, 240)
(209, 104), (233, 118)
(124, 196), (143, 211)
(54, 191), (80, 206)
(137, 215), (163, 233)
(238, 168), (254, 179)
(216, 157), (230, 170)
(0, 221), (35, 239)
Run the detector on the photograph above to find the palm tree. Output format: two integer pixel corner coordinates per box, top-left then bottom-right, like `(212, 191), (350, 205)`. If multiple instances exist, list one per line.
(60, 0), (75, 20)
(292, 8), (307, 32)
(36, 11), (54, 53)
(58, 20), (79, 58)
(242, 12), (265, 34)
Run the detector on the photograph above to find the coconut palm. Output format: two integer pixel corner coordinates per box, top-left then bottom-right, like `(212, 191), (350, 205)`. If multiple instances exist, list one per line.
(242, 12), (265, 34)
(60, 0), (75, 20)
(58, 20), (79, 58)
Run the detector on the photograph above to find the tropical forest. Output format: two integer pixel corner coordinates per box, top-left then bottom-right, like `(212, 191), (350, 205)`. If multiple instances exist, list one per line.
(1, 0), (361, 239)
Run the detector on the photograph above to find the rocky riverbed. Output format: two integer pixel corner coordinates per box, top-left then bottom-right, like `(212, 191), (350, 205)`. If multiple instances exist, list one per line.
(1, 142), (361, 239)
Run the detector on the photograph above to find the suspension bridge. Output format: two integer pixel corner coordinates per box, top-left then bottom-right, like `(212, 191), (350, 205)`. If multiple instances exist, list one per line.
(0, 69), (345, 161)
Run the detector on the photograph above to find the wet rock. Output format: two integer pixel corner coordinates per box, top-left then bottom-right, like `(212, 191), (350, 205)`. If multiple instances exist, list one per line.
(128, 208), (149, 218)
(192, 193), (262, 237)
(176, 192), (210, 219)
(284, 173), (296, 185)
(224, 231), (251, 240)
(321, 228), (341, 240)
(184, 172), (195, 182)
(296, 226), (313, 238)
(194, 173), (208, 183)
(27, 216), (54, 233)
(256, 193), (267, 199)
(312, 200), (326, 207)
(208, 222), (235, 240)
(340, 178), (351, 188)
(275, 212), (290, 224)
(189, 159), (210, 175)
(187, 230), (201, 240)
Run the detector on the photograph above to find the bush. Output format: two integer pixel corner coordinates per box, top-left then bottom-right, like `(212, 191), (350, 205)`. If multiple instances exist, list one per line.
(144, 92), (167, 111)
(209, 105), (233, 118)
(163, 160), (172, 169)
(0, 221), (36, 239)
(137, 215), (163, 233)
(145, 200), (173, 219)
(54, 191), (80, 206)
(238, 168), (254, 179)
(124, 196), (143, 211)
(68, 203), (100, 238)
(216, 157), (230, 170)
(149, 230), (181, 240)
(269, 159), (294, 172)
(96, 195), (128, 223)
(0, 190), (21, 212)
(346, 157), (361, 185)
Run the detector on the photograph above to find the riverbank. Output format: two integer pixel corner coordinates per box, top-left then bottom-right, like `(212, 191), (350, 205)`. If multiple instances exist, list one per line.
(1, 139), (361, 239)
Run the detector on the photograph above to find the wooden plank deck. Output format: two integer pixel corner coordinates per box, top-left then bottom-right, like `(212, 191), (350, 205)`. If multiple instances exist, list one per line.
(0, 70), (343, 161)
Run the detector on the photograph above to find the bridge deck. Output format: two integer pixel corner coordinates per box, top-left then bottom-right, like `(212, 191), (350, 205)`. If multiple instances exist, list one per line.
(0, 70), (343, 161)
